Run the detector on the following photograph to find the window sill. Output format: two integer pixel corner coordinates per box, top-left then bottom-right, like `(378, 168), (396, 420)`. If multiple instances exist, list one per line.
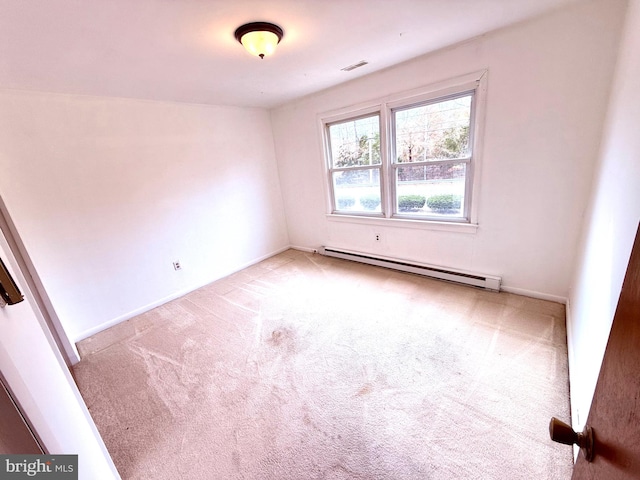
(325, 214), (478, 233)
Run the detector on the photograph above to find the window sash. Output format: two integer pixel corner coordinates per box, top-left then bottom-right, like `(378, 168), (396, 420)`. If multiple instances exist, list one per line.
(330, 165), (384, 215)
(326, 114), (381, 169)
(390, 157), (471, 169)
(390, 154), (471, 220)
(391, 91), (474, 165)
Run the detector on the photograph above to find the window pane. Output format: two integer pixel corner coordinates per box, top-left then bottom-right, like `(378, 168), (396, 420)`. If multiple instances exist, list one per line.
(333, 169), (382, 213)
(394, 95), (471, 163)
(329, 115), (381, 168)
(395, 163), (466, 218)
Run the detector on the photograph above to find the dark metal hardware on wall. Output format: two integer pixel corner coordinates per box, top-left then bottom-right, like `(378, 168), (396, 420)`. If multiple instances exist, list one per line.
(0, 256), (24, 306)
(549, 417), (594, 462)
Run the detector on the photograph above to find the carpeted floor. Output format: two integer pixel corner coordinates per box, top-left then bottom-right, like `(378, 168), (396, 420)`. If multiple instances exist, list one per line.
(73, 249), (572, 479)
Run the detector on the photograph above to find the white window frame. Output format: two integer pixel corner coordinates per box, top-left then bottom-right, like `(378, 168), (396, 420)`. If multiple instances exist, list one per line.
(325, 110), (384, 218)
(319, 70), (487, 233)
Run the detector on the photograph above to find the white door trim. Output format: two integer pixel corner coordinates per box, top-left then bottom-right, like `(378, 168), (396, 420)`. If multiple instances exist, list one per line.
(0, 195), (80, 364)
(0, 224), (120, 479)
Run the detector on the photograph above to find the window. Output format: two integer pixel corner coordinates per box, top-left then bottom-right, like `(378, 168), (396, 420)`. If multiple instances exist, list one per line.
(323, 72), (485, 226)
(327, 114), (382, 214)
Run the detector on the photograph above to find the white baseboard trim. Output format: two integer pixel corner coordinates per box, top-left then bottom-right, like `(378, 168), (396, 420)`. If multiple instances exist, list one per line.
(74, 245), (291, 345)
(75, 289), (196, 344)
(294, 244), (567, 303)
(289, 245), (319, 253)
(500, 285), (568, 305)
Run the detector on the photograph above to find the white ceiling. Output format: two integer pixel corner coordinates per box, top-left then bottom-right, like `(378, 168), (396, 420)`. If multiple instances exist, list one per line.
(0, 0), (585, 109)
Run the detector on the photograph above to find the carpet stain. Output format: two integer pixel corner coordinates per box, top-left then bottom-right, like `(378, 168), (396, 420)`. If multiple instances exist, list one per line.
(231, 450), (241, 472)
(355, 383), (373, 396)
(267, 327), (297, 354)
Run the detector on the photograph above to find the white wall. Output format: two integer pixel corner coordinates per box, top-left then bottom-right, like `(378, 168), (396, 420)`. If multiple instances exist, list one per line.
(0, 91), (289, 343)
(271, 0), (626, 301)
(567, 0), (640, 432)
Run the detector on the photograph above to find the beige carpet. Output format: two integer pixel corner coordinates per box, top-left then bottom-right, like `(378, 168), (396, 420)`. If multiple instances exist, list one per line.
(73, 249), (572, 479)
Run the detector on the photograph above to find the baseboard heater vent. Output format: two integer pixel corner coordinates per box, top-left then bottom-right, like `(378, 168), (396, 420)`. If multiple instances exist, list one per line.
(318, 247), (501, 291)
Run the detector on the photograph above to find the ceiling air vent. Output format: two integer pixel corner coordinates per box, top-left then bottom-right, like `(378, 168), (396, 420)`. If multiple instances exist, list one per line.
(341, 60), (368, 72)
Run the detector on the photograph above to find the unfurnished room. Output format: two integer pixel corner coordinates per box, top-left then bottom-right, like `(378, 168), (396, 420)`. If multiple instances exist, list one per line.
(0, 1), (639, 479)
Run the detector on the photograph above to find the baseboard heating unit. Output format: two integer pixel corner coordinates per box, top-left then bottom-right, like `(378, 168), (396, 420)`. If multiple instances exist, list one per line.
(318, 247), (501, 291)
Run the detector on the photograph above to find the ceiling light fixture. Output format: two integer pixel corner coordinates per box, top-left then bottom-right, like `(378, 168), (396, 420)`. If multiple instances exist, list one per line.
(234, 22), (284, 59)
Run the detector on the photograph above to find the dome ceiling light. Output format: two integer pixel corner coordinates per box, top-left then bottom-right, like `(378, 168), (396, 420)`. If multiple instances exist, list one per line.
(234, 22), (284, 59)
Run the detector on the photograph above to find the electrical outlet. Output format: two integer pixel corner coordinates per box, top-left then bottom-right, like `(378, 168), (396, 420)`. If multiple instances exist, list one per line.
(173, 261), (181, 271)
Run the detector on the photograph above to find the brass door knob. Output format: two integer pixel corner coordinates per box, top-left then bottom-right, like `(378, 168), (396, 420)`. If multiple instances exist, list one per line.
(549, 417), (594, 462)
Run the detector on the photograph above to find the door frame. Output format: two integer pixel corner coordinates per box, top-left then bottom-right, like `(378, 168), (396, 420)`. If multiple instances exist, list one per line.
(0, 204), (120, 478)
(0, 195), (80, 365)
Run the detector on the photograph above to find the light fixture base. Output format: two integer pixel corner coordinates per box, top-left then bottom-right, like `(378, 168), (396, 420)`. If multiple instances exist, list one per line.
(234, 22), (284, 59)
